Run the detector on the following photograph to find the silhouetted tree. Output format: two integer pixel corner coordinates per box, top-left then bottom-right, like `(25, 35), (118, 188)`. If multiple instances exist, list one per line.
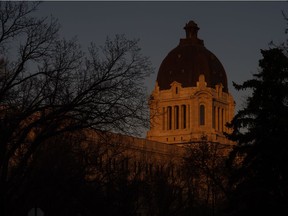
(14, 132), (87, 216)
(0, 2), (152, 215)
(182, 137), (229, 216)
(226, 48), (288, 215)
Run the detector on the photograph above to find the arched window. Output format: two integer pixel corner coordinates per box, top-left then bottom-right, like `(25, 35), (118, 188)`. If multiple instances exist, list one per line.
(221, 108), (224, 132)
(212, 106), (216, 129)
(167, 106), (172, 130)
(181, 105), (186, 129)
(200, 105), (205, 125)
(218, 107), (220, 130)
(162, 107), (165, 130)
(174, 106), (179, 129)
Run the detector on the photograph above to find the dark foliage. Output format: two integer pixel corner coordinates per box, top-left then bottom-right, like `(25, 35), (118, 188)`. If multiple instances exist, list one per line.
(225, 48), (288, 215)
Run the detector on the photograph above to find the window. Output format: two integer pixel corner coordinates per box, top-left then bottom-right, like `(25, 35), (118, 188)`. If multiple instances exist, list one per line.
(167, 106), (172, 130)
(218, 107), (220, 130)
(200, 105), (205, 125)
(175, 87), (178, 94)
(175, 106), (179, 129)
(212, 106), (216, 129)
(181, 105), (186, 129)
(162, 107), (165, 130)
(221, 108), (224, 132)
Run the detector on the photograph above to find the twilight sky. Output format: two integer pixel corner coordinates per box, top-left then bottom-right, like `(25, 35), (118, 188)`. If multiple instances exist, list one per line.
(35, 1), (287, 113)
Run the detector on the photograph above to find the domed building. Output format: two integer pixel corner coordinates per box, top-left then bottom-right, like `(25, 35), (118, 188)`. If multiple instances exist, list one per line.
(147, 21), (235, 145)
(76, 22), (235, 216)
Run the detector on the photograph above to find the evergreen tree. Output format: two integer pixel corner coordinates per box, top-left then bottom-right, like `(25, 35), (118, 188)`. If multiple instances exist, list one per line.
(226, 48), (288, 215)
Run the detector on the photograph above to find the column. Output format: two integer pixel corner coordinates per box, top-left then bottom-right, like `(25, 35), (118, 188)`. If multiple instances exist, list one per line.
(222, 108), (225, 132)
(162, 107), (166, 130)
(167, 106), (172, 130)
(219, 107), (222, 132)
(171, 106), (174, 130)
(216, 106), (219, 131)
(174, 106), (179, 129)
(179, 105), (182, 129)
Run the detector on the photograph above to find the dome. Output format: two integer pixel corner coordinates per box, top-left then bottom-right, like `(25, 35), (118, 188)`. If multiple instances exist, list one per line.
(157, 21), (228, 92)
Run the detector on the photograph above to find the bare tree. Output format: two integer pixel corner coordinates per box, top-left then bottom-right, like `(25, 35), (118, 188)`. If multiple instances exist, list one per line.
(0, 2), (153, 215)
(181, 137), (229, 216)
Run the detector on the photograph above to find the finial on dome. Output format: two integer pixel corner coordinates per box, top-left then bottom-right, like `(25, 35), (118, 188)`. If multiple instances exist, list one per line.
(184, 20), (199, 39)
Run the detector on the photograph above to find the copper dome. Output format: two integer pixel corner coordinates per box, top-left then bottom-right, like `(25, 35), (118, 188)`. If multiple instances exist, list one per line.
(157, 21), (228, 92)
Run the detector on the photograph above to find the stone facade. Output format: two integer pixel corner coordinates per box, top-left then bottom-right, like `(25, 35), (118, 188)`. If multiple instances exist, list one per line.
(147, 76), (235, 145)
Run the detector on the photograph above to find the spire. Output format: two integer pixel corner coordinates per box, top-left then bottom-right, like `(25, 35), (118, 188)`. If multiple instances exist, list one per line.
(184, 20), (199, 39)
(181, 20), (204, 46)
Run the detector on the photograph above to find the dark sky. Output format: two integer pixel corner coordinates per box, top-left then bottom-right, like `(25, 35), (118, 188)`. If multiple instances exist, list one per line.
(35, 1), (287, 112)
